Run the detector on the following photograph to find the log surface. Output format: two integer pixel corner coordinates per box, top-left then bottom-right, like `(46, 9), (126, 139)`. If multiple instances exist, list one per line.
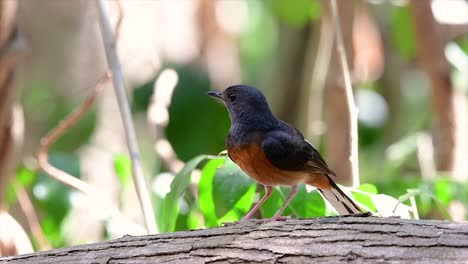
(1, 217), (467, 263)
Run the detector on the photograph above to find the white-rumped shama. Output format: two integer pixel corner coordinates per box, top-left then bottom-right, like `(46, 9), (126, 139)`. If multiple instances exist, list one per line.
(208, 85), (363, 222)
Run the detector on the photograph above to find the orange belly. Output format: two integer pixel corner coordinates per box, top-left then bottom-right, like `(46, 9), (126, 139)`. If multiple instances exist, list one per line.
(228, 143), (308, 186)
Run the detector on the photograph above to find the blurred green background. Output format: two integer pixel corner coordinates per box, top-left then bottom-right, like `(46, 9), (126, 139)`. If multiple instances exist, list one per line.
(0, 0), (467, 255)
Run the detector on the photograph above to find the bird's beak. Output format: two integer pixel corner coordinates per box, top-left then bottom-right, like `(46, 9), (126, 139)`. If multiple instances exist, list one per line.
(206, 91), (223, 100)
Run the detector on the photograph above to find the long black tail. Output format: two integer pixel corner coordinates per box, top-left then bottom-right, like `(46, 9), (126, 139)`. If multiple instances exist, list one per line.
(318, 176), (362, 215)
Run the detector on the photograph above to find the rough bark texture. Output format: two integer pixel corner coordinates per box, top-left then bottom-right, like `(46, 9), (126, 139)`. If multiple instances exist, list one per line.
(1, 217), (467, 263)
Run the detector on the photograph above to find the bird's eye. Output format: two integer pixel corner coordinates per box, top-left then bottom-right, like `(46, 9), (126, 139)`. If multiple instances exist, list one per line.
(229, 95), (237, 102)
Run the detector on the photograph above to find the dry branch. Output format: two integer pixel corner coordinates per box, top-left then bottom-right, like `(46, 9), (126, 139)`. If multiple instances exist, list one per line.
(36, 0), (123, 202)
(409, 1), (456, 172)
(1, 217), (467, 263)
(34, 0), (143, 235)
(95, 0), (157, 234)
(37, 73), (110, 195)
(328, 0), (359, 187)
(14, 184), (50, 251)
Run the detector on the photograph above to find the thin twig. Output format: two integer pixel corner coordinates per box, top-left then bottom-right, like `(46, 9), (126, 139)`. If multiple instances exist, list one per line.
(14, 183), (51, 251)
(35, 0), (139, 232)
(96, 0), (157, 234)
(37, 74), (110, 193)
(37, 0), (123, 192)
(36, 74), (140, 227)
(329, 0), (360, 187)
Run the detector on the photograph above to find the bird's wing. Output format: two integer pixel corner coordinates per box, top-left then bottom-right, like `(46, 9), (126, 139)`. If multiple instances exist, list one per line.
(261, 130), (335, 176)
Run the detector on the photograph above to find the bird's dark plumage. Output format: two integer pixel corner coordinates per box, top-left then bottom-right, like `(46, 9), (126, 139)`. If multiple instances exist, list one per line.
(207, 84), (363, 220)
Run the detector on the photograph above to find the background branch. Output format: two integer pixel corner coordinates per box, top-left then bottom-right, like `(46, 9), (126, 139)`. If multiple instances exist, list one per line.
(95, 0), (157, 234)
(329, 0), (360, 187)
(34, 0), (144, 236)
(13, 184), (50, 251)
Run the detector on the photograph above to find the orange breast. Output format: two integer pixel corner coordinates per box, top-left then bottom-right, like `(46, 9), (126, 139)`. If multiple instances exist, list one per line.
(228, 142), (308, 186)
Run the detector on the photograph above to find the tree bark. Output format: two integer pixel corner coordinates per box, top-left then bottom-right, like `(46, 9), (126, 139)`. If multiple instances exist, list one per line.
(1, 217), (467, 263)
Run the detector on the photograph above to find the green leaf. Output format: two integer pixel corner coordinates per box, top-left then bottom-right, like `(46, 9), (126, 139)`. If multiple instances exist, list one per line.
(390, 5), (416, 59)
(186, 209), (203, 230)
(160, 155), (213, 232)
(198, 157), (256, 226)
(113, 154), (132, 188)
(16, 167), (36, 187)
(270, 0), (321, 27)
(288, 186), (326, 218)
(261, 185), (326, 218)
(353, 184), (378, 212)
(198, 158), (225, 227)
(217, 184), (256, 224)
(42, 215), (64, 247)
(6, 184), (16, 205)
(212, 158), (255, 218)
(260, 187), (284, 218)
(434, 177), (452, 205)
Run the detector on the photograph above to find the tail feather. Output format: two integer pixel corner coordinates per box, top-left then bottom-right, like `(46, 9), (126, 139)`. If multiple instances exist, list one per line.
(318, 176), (362, 215)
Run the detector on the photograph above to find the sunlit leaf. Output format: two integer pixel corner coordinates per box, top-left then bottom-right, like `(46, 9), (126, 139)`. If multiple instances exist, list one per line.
(160, 155), (214, 232)
(186, 209), (203, 230)
(434, 177), (451, 205)
(212, 158), (255, 218)
(113, 154), (132, 188)
(42, 215), (64, 248)
(390, 5), (416, 58)
(16, 167), (36, 187)
(198, 158), (226, 227)
(199, 157), (256, 226)
(270, 0), (321, 27)
(353, 184), (378, 212)
(261, 185), (326, 219)
(288, 186), (325, 218)
(217, 184), (256, 224)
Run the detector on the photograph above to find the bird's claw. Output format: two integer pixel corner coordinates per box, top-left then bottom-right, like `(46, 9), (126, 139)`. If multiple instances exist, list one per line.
(221, 215), (294, 226)
(251, 215), (292, 224)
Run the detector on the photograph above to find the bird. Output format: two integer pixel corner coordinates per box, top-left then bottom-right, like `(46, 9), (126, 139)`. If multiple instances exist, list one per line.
(207, 84), (364, 222)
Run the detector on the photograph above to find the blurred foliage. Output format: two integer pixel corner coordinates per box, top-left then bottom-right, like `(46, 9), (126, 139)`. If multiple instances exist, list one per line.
(4, 0), (467, 252)
(390, 5), (416, 59)
(269, 0), (321, 27)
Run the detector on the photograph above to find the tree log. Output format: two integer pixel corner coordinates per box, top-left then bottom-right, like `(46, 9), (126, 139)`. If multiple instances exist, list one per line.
(1, 217), (467, 263)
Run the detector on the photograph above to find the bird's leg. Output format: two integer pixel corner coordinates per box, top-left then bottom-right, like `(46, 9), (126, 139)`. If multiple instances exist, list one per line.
(253, 185), (298, 223)
(273, 185), (298, 219)
(241, 185), (273, 221)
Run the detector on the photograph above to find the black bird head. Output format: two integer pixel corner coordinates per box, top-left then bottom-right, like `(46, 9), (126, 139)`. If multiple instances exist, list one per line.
(207, 85), (277, 129)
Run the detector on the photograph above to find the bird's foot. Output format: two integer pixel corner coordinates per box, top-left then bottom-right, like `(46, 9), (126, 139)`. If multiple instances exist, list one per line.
(221, 215), (293, 226)
(251, 215), (292, 224)
(342, 212), (373, 218)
